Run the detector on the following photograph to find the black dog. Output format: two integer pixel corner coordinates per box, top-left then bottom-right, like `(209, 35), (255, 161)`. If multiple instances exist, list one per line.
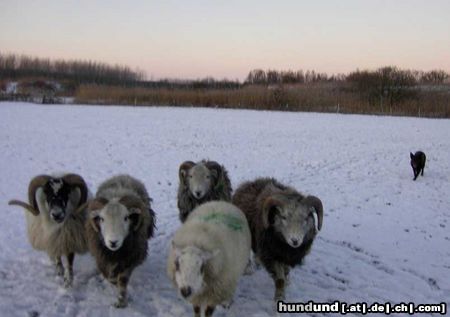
(410, 151), (426, 181)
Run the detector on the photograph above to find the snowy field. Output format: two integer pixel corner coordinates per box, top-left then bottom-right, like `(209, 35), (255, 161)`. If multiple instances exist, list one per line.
(0, 102), (449, 317)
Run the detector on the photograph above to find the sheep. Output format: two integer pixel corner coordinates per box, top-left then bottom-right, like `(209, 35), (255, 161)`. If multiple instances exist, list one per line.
(177, 160), (232, 223)
(232, 177), (323, 302)
(84, 174), (156, 308)
(8, 173), (89, 287)
(167, 201), (251, 317)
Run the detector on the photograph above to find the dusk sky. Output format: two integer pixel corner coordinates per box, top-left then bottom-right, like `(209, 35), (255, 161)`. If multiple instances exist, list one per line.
(1, 0), (449, 80)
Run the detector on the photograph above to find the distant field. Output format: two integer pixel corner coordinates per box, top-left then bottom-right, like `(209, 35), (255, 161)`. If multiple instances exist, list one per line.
(74, 83), (450, 118)
(0, 102), (449, 316)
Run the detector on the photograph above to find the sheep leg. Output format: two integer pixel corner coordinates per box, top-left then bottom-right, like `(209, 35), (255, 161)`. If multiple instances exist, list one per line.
(271, 262), (287, 301)
(114, 269), (131, 308)
(283, 264), (291, 285)
(64, 253), (74, 288)
(205, 306), (215, 317)
(54, 257), (64, 277)
(193, 305), (200, 317)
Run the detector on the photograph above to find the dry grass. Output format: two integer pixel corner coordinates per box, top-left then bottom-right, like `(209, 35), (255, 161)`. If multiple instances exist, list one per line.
(74, 83), (450, 118)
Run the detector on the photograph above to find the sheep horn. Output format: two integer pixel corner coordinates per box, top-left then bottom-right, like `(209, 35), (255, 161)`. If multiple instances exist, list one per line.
(179, 161), (195, 182)
(262, 197), (283, 229)
(205, 161), (223, 185)
(87, 197), (109, 232)
(8, 199), (39, 216)
(303, 195), (323, 231)
(26, 174), (53, 215)
(62, 173), (88, 208)
(119, 195), (145, 232)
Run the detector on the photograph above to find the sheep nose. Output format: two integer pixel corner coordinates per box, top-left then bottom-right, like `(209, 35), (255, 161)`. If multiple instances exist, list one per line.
(291, 238), (299, 246)
(109, 240), (118, 248)
(195, 191), (202, 197)
(180, 286), (192, 298)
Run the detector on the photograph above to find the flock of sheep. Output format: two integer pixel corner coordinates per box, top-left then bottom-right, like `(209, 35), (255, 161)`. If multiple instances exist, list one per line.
(8, 160), (324, 317)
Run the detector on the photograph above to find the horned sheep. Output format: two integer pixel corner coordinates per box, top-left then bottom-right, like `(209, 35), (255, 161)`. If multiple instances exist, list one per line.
(85, 174), (156, 308)
(177, 160), (232, 222)
(232, 177), (323, 302)
(8, 173), (89, 287)
(167, 201), (251, 317)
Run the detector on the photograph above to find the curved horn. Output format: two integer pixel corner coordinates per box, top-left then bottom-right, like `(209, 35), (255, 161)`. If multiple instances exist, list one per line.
(8, 199), (39, 216)
(27, 175), (52, 215)
(303, 195), (323, 231)
(119, 195), (145, 231)
(179, 161), (195, 182)
(62, 173), (88, 207)
(205, 161), (222, 177)
(87, 197), (108, 232)
(262, 197), (283, 229)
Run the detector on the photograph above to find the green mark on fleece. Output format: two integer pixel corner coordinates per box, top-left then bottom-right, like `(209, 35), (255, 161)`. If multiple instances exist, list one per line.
(200, 212), (243, 231)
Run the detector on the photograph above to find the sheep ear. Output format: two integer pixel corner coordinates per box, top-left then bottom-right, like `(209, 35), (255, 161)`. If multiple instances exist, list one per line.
(410, 152), (414, 159)
(262, 197), (282, 228)
(303, 195), (323, 231)
(179, 161), (195, 182)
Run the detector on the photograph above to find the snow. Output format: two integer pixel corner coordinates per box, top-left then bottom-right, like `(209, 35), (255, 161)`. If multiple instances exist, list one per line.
(0, 102), (449, 317)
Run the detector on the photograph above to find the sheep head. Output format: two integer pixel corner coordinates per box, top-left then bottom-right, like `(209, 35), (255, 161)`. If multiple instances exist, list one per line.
(8, 173), (88, 222)
(88, 195), (144, 251)
(171, 243), (219, 301)
(180, 161), (218, 200)
(262, 194), (323, 248)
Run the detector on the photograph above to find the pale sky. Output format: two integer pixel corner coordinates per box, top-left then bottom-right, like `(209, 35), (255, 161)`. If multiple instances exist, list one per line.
(1, 0), (449, 80)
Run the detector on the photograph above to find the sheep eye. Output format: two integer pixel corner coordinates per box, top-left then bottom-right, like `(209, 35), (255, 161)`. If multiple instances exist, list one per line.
(188, 175), (193, 179)
(124, 215), (129, 222)
(206, 175), (210, 179)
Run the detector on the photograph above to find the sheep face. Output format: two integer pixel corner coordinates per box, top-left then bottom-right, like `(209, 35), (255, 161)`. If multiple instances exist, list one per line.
(172, 245), (217, 300)
(90, 201), (139, 251)
(186, 164), (214, 200)
(37, 179), (77, 224)
(264, 198), (318, 248)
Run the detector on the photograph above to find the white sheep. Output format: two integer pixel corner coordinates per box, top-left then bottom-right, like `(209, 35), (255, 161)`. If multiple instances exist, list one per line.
(167, 201), (251, 317)
(8, 173), (89, 287)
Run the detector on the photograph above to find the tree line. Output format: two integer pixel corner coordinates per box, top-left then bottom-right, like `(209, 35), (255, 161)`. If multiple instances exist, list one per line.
(246, 67), (449, 85)
(0, 53), (145, 86)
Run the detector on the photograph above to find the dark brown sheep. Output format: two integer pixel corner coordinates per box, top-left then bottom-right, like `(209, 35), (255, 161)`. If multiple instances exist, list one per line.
(177, 160), (232, 222)
(232, 177), (323, 302)
(85, 175), (156, 308)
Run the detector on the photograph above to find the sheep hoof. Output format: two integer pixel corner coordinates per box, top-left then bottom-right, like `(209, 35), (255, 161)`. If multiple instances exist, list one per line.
(113, 299), (127, 308)
(244, 259), (256, 275)
(55, 264), (64, 277)
(221, 298), (234, 309)
(63, 278), (73, 288)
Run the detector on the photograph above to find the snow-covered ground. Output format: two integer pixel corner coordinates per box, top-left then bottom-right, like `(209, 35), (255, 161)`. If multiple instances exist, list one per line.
(0, 102), (449, 317)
